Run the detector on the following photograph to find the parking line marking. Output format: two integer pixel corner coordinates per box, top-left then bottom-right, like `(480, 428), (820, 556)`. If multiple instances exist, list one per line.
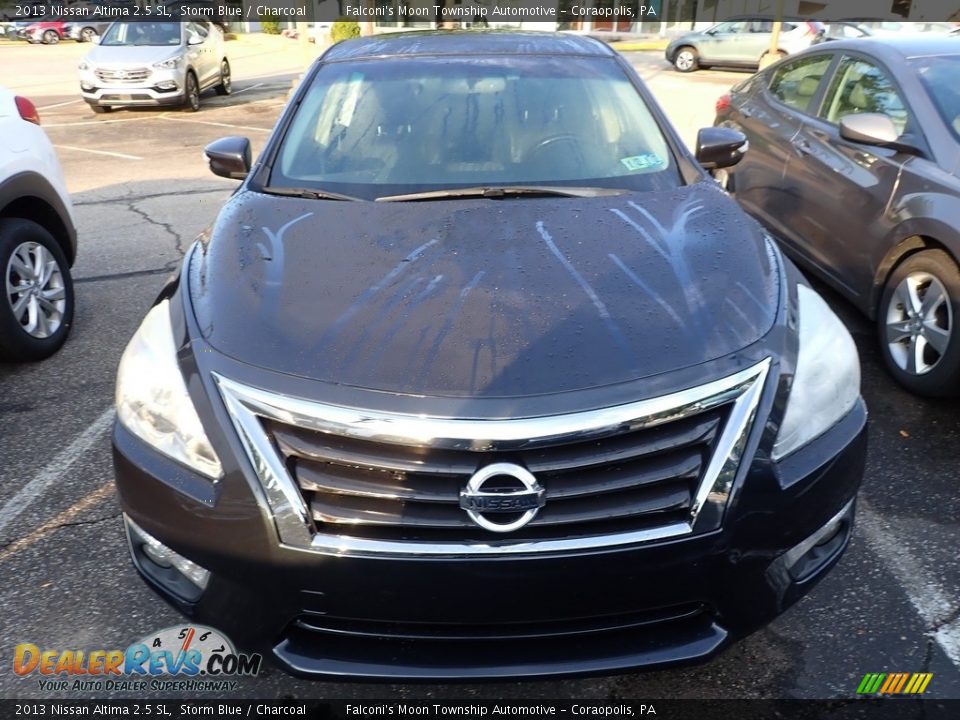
(0, 483), (115, 563)
(158, 116), (271, 133)
(44, 117), (158, 128)
(38, 99), (82, 110)
(0, 407), (114, 538)
(54, 144), (144, 160)
(859, 500), (960, 668)
(230, 82), (265, 96)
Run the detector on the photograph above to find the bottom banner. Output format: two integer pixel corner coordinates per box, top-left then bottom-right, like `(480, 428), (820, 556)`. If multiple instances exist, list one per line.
(3, 699), (960, 720)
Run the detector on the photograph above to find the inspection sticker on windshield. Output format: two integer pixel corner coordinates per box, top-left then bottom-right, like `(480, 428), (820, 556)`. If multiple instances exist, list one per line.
(620, 153), (664, 171)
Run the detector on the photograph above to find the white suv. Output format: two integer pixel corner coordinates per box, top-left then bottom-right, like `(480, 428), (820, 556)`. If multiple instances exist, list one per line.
(0, 86), (77, 361)
(79, 20), (231, 113)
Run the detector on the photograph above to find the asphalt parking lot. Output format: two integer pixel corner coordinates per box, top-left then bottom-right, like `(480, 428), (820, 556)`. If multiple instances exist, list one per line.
(0, 37), (958, 701)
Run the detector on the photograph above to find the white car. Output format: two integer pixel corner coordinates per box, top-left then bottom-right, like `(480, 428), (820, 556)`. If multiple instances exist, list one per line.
(0, 86), (77, 361)
(79, 20), (231, 113)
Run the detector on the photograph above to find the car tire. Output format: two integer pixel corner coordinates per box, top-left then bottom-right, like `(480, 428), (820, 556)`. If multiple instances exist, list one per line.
(877, 249), (960, 397)
(0, 218), (74, 362)
(673, 47), (699, 73)
(90, 104), (113, 114)
(43, 30), (59, 45)
(183, 71), (200, 112)
(215, 59), (232, 96)
(80, 27), (97, 42)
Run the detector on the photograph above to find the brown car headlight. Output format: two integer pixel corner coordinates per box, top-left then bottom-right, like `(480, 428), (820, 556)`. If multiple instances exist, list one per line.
(772, 285), (861, 460)
(115, 300), (222, 480)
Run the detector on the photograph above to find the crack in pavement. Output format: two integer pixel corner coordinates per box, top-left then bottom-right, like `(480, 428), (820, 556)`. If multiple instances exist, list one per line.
(126, 200), (186, 256)
(0, 512), (121, 551)
(73, 187), (229, 207)
(0, 480), (117, 563)
(0, 512), (121, 562)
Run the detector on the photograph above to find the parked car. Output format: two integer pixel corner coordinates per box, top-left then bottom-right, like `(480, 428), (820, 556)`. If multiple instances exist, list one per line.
(112, 31), (866, 679)
(714, 37), (960, 396)
(812, 22), (872, 44)
(666, 17), (824, 72)
(23, 21), (67, 44)
(838, 19), (956, 36)
(64, 19), (113, 43)
(0, 86), (77, 361)
(79, 20), (231, 113)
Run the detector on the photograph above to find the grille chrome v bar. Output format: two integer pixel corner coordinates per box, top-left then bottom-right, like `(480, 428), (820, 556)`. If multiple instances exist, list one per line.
(215, 358), (770, 558)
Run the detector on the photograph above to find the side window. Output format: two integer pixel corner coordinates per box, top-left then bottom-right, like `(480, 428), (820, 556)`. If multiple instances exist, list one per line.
(713, 21), (748, 34)
(820, 57), (909, 135)
(768, 54), (833, 113)
(187, 22), (209, 42)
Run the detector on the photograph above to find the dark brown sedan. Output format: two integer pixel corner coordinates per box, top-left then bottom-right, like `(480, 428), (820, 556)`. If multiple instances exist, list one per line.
(715, 36), (960, 396)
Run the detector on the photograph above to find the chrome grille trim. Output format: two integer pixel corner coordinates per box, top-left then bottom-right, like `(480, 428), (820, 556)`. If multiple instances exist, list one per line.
(215, 358), (770, 558)
(94, 67), (151, 83)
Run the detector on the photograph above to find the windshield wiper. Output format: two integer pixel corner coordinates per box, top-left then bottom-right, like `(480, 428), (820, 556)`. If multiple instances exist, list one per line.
(261, 186), (362, 202)
(375, 186), (628, 202)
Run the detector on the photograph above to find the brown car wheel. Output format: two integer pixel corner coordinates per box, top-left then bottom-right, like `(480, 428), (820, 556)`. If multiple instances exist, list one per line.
(878, 249), (960, 397)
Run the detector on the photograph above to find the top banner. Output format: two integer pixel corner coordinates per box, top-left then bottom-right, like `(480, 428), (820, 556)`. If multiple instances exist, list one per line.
(2, 0), (960, 26)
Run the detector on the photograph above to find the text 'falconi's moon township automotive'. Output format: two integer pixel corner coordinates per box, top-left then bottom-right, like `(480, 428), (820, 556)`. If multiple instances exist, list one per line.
(111, 31), (867, 680)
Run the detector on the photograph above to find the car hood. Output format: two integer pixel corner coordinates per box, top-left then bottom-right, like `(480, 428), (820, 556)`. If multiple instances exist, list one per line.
(189, 183), (780, 398)
(85, 44), (181, 67)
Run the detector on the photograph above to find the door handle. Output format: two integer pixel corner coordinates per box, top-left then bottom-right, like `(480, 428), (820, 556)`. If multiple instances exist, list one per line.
(792, 136), (812, 155)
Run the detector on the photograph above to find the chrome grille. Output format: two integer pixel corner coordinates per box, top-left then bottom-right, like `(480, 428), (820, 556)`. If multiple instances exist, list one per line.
(215, 359), (770, 557)
(95, 67), (151, 83)
(267, 411), (719, 542)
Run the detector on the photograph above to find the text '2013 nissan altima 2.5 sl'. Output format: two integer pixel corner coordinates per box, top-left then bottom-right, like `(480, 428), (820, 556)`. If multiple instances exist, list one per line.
(111, 31), (867, 680)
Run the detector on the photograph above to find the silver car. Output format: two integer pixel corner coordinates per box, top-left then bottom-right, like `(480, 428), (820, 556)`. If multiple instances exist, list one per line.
(79, 21), (231, 114)
(666, 17), (824, 73)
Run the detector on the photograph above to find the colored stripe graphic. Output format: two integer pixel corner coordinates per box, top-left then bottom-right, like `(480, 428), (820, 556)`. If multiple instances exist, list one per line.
(857, 672), (932, 694)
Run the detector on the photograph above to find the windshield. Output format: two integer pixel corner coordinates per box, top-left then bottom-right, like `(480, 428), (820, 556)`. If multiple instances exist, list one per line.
(270, 56), (681, 200)
(911, 56), (960, 141)
(100, 22), (182, 47)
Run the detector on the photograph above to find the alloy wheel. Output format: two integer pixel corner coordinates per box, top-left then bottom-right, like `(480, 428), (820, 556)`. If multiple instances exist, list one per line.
(675, 50), (695, 71)
(5, 241), (67, 339)
(884, 271), (953, 375)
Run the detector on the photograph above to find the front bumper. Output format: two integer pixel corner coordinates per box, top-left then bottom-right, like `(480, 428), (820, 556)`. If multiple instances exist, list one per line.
(80, 68), (184, 107)
(112, 389), (867, 680)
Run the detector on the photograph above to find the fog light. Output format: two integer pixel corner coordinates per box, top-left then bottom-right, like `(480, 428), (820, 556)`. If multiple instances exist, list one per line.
(124, 514), (210, 592)
(81, 82), (94, 91)
(156, 80), (177, 91)
(782, 499), (854, 581)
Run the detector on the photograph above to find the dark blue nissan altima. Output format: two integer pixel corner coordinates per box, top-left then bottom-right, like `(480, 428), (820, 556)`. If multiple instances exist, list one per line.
(111, 31), (866, 679)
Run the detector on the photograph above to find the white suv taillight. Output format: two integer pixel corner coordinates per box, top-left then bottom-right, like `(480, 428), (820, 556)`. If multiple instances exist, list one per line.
(15, 96), (40, 125)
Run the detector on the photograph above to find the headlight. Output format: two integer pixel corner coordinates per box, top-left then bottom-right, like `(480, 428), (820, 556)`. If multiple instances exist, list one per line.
(772, 285), (860, 460)
(116, 300), (222, 479)
(153, 56), (182, 70)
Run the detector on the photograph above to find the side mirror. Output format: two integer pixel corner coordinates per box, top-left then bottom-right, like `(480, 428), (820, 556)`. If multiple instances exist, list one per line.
(205, 136), (251, 180)
(839, 113), (920, 155)
(187, 35), (203, 46)
(696, 127), (748, 170)
(839, 112), (899, 145)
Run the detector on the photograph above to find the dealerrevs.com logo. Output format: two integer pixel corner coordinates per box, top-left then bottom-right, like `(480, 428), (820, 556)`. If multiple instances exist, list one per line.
(14, 625), (262, 692)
